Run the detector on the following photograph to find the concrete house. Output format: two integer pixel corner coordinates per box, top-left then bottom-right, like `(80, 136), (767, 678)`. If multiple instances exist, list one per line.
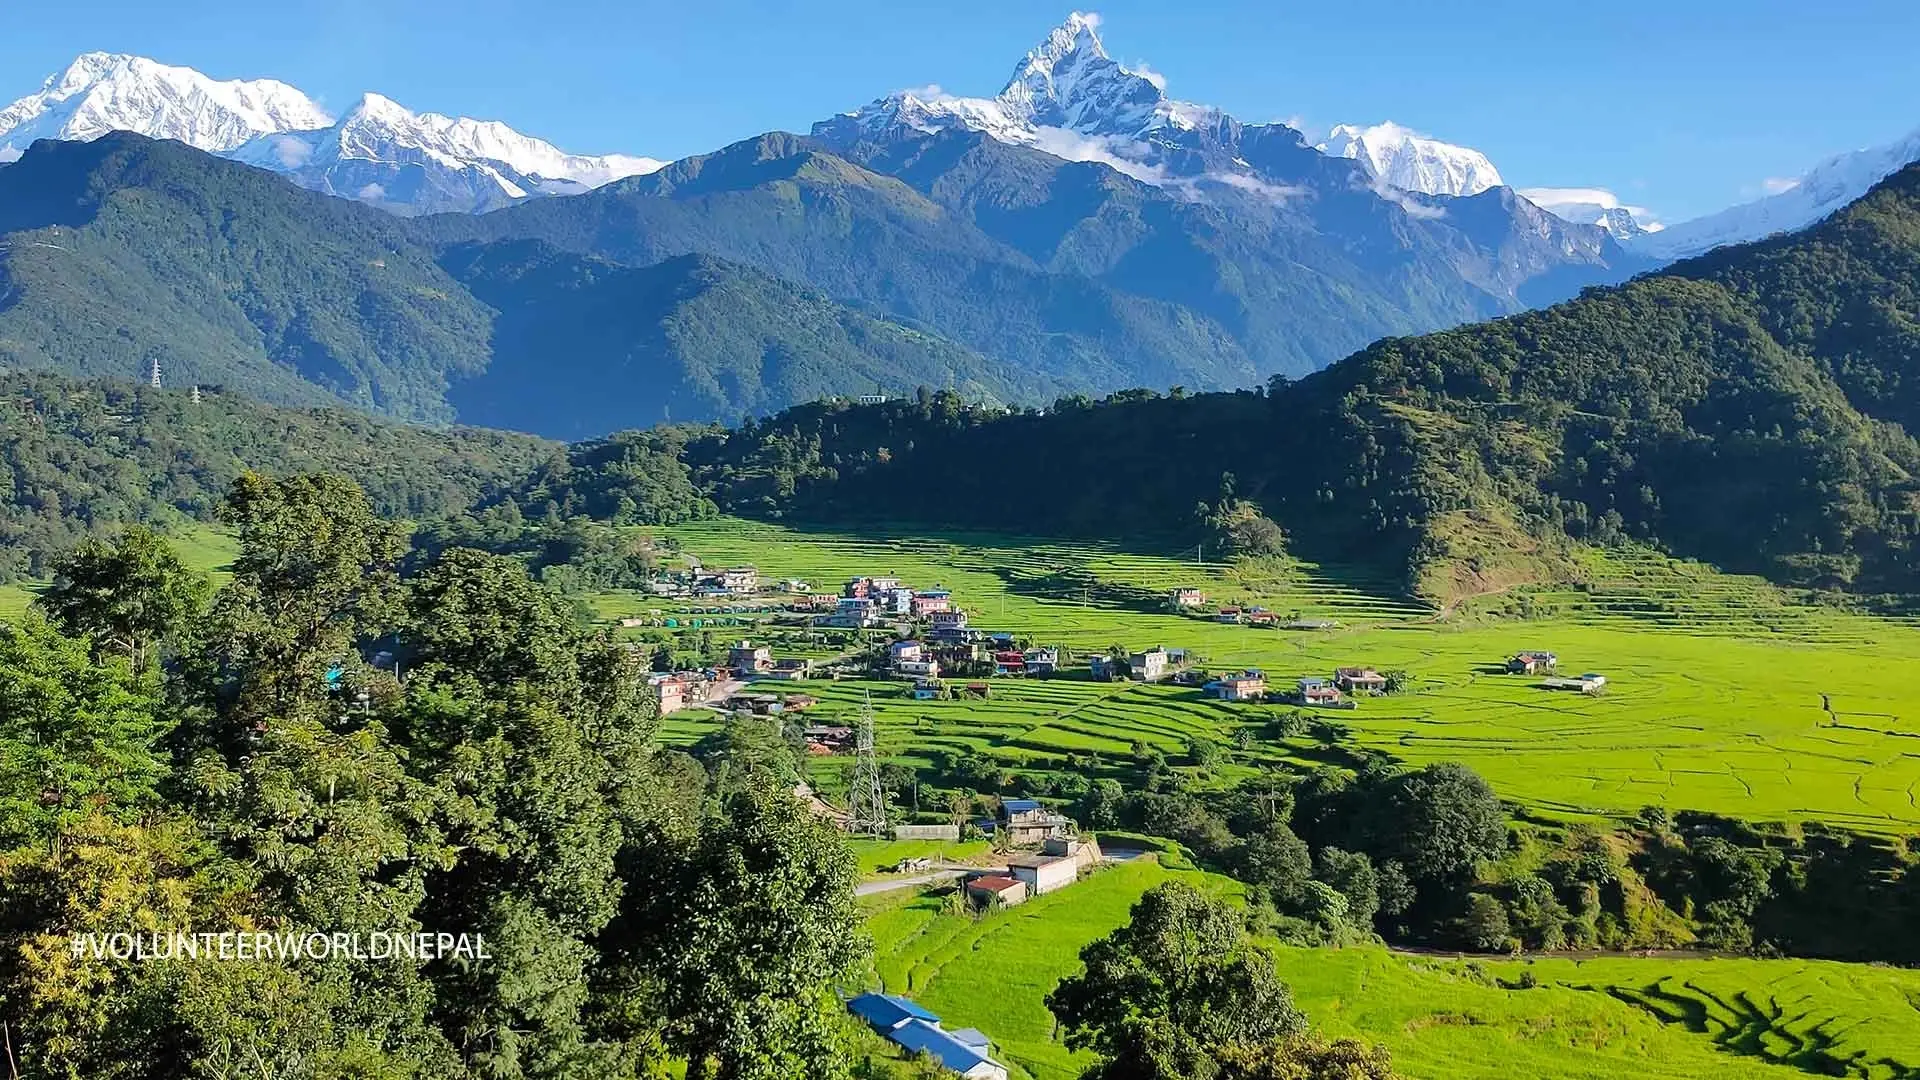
(930, 609), (970, 631)
(1007, 853), (1078, 896)
(1170, 587), (1206, 608)
(890, 640), (926, 663)
(1000, 798), (1074, 846)
(718, 566), (758, 593)
(727, 641), (773, 675)
(1508, 651), (1559, 675)
(1297, 677), (1343, 705)
(1205, 671), (1267, 702)
(1131, 647), (1171, 683)
(1023, 647), (1060, 676)
(1334, 666), (1388, 694)
(912, 589), (954, 616)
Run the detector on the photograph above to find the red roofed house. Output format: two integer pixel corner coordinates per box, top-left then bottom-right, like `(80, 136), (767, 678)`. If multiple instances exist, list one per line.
(965, 874), (1028, 908)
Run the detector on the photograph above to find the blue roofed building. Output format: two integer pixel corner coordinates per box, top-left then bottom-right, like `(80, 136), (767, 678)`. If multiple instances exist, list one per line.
(846, 992), (937, 1033)
(889, 1019), (1008, 1080)
(845, 994), (1007, 1079)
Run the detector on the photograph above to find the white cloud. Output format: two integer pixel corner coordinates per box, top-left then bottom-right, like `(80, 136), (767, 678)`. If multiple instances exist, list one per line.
(356, 182), (387, 200)
(1210, 171), (1308, 203)
(1762, 176), (1801, 194)
(1360, 175), (1446, 219)
(1517, 185), (1662, 230)
(1131, 62), (1168, 91)
(0, 145), (21, 163)
(1030, 126), (1170, 186)
(266, 134), (312, 168)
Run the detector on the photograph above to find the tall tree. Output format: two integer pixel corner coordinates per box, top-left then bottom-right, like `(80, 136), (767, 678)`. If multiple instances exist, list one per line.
(36, 526), (210, 670)
(619, 783), (865, 1080)
(194, 472), (403, 735)
(1047, 882), (1307, 1080)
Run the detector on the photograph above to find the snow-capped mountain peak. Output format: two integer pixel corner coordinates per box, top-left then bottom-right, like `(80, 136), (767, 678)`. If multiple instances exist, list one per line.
(1517, 187), (1662, 242)
(1318, 122), (1503, 197)
(0, 51), (331, 161)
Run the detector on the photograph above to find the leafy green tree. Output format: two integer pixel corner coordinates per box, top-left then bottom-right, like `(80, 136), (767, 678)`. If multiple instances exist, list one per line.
(1236, 823), (1315, 907)
(0, 617), (164, 855)
(621, 783), (865, 1080)
(194, 472), (404, 735)
(1369, 764), (1507, 886)
(1462, 894), (1513, 952)
(1047, 882), (1307, 1080)
(1316, 848), (1381, 930)
(36, 526), (210, 670)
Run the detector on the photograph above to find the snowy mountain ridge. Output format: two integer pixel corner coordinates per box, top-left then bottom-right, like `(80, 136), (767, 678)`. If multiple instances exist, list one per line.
(0, 52), (330, 161)
(0, 53), (665, 212)
(1634, 124), (1920, 259)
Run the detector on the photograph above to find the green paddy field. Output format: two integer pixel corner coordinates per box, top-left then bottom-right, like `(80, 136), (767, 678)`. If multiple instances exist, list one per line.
(645, 519), (1920, 835)
(862, 855), (1920, 1080)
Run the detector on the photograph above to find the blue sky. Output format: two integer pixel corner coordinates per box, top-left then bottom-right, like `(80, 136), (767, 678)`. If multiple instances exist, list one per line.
(0, 0), (1915, 221)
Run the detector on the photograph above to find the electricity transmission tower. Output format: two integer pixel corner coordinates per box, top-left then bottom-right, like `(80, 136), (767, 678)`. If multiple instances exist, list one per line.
(846, 691), (888, 839)
(148, 356), (162, 388)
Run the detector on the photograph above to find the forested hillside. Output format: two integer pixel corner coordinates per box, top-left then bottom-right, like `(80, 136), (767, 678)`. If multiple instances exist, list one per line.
(0, 135), (1082, 433)
(680, 164), (1920, 600)
(0, 371), (552, 580)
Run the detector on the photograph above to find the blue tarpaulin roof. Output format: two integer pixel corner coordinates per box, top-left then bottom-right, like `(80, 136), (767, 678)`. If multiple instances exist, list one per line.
(1001, 799), (1042, 814)
(889, 1019), (991, 1072)
(847, 992), (938, 1032)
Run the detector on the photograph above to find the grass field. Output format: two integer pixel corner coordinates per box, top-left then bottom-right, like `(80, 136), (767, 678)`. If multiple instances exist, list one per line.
(636, 519), (1920, 834)
(863, 861), (1920, 1080)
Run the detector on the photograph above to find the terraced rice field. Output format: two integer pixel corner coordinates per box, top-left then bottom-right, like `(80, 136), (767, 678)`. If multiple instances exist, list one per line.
(647, 519), (1920, 833)
(863, 860), (1920, 1080)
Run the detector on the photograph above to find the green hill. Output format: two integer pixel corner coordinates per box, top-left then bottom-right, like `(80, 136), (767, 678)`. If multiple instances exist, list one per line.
(0, 369), (552, 580)
(681, 164), (1920, 601)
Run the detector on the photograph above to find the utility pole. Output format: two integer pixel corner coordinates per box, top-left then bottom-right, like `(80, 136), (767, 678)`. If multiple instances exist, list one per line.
(846, 691), (888, 839)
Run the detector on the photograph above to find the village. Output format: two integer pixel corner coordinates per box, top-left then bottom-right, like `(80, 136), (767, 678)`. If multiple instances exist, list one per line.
(638, 565), (1609, 767)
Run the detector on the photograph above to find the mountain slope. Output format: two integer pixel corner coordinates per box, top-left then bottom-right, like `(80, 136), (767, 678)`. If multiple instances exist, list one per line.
(683, 164), (1920, 599)
(438, 241), (1059, 438)
(0, 133), (496, 419)
(0, 133), (1072, 434)
(423, 131), (1264, 390)
(0, 52), (330, 160)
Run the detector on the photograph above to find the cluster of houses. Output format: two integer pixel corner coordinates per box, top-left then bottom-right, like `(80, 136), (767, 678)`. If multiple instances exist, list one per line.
(1183, 664), (1392, 706)
(846, 993), (1007, 1080)
(1167, 588), (1339, 630)
(818, 575), (960, 629)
